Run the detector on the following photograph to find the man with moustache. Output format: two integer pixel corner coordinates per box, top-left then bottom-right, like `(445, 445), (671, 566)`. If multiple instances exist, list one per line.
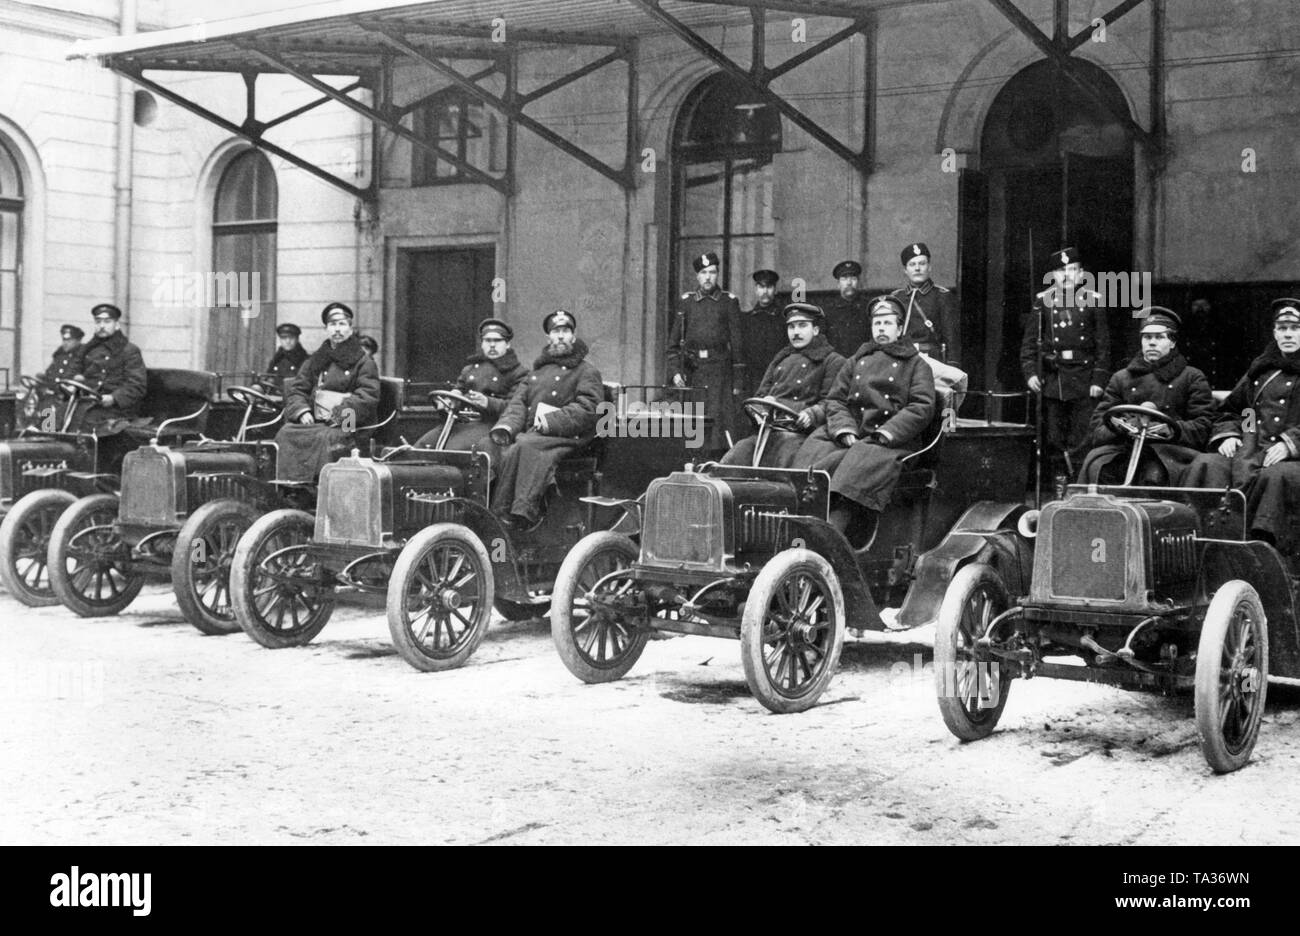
(1078, 308), (1214, 486)
(667, 251), (742, 451)
(74, 303), (148, 430)
(1186, 298), (1300, 545)
(490, 310), (603, 530)
(721, 302), (845, 468)
(824, 259), (872, 356)
(890, 242), (959, 362)
(737, 269), (787, 398)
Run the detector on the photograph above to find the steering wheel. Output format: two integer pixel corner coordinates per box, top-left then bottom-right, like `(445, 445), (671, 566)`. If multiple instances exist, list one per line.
(227, 385), (279, 410)
(430, 389), (490, 416)
(21, 375), (46, 392)
(742, 397), (803, 432)
(58, 378), (103, 403)
(1103, 403), (1181, 444)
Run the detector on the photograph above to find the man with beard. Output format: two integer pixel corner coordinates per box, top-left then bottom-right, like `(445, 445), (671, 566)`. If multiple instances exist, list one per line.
(1078, 308), (1214, 485)
(737, 269), (787, 398)
(416, 317), (528, 461)
(793, 295), (936, 544)
(721, 302), (844, 468)
(74, 303), (147, 430)
(490, 310), (603, 530)
(667, 251), (742, 450)
(890, 242), (959, 362)
(265, 323), (308, 390)
(824, 259), (872, 356)
(1186, 298), (1300, 545)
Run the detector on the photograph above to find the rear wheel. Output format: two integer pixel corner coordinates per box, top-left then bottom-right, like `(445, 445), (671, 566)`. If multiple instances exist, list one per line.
(230, 509), (335, 648)
(0, 489), (76, 606)
(1195, 580), (1268, 774)
(172, 500), (260, 636)
(551, 532), (645, 683)
(48, 493), (145, 617)
(740, 549), (845, 713)
(934, 563), (1012, 741)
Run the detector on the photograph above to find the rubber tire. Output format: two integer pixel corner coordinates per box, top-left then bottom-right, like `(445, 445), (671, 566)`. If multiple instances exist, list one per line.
(934, 562), (1012, 741)
(47, 493), (145, 617)
(1195, 580), (1268, 774)
(387, 523), (495, 672)
(551, 531), (645, 684)
(230, 509), (335, 648)
(740, 548), (845, 714)
(0, 489), (76, 606)
(172, 499), (260, 636)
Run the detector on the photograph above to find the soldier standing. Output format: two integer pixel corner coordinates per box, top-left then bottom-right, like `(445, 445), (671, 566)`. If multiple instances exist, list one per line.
(1020, 246), (1110, 489)
(667, 250), (742, 451)
(738, 268), (787, 398)
(824, 259), (872, 356)
(890, 242), (959, 362)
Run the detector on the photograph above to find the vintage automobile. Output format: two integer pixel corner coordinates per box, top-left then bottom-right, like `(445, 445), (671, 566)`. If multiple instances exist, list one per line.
(549, 393), (1036, 713)
(41, 378), (406, 632)
(932, 403), (1300, 774)
(0, 369), (228, 606)
(229, 385), (697, 671)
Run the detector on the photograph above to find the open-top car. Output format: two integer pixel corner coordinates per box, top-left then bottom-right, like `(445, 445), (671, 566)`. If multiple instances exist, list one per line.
(549, 393), (1036, 713)
(932, 403), (1300, 773)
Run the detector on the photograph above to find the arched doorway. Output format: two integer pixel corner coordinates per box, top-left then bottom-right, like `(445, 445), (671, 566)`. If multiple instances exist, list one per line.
(961, 59), (1135, 393)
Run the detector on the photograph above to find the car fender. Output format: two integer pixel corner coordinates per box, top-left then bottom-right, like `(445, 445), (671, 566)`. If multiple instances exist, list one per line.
(434, 497), (533, 602)
(783, 515), (884, 631)
(1201, 539), (1300, 680)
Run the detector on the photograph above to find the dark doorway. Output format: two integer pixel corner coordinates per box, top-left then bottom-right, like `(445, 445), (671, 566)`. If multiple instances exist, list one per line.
(396, 246), (495, 382)
(960, 60), (1135, 394)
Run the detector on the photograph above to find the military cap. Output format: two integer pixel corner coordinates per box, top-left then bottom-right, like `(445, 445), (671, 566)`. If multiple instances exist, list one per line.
(900, 242), (931, 265)
(832, 260), (862, 279)
(751, 269), (780, 288)
(1047, 246), (1083, 270)
(321, 301), (354, 324)
(543, 309), (576, 333)
(359, 336), (379, 355)
(90, 303), (122, 321)
(478, 317), (513, 341)
(275, 322), (302, 338)
(692, 251), (720, 273)
(783, 302), (824, 324)
(869, 295), (906, 319)
(61, 324), (85, 341)
(1272, 298), (1300, 325)
(1137, 307), (1181, 334)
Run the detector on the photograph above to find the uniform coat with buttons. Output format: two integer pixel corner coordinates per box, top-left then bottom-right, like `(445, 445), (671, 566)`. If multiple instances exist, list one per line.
(283, 335), (380, 426)
(416, 349), (529, 454)
(667, 287), (743, 450)
(265, 343), (309, 389)
(44, 344), (85, 384)
(737, 301), (788, 398)
(793, 339), (936, 511)
(491, 339), (604, 523)
(890, 280), (960, 362)
(1078, 351), (1214, 485)
(77, 330), (148, 424)
(721, 334), (846, 467)
(823, 293), (873, 358)
(1186, 344), (1300, 540)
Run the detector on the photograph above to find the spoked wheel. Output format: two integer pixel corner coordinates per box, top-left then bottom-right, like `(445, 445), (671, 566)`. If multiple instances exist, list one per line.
(172, 500), (260, 636)
(1195, 580), (1268, 774)
(0, 489), (76, 606)
(934, 563), (1012, 741)
(551, 532), (645, 683)
(740, 548), (845, 713)
(230, 509), (335, 648)
(387, 524), (495, 672)
(47, 493), (145, 617)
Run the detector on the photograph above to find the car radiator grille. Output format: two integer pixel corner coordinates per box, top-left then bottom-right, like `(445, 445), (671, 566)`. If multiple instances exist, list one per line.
(120, 454), (175, 525)
(403, 491), (459, 529)
(1154, 529), (1196, 582)
(9, 459), (71, 501)
(315, 470), (379, 545)
(643, 481), (717, 564)
(738, 505), (787, 553)
(186, 473), (247, 512)
(1049, 508), (1127, 601)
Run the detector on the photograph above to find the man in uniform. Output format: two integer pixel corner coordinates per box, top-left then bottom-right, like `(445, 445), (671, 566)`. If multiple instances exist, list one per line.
(1079, 308), (1214, 485)
(794, 295), (936, 544)
(668, 251), (743, 451)
(1186, 298), (1300, 545)
(265, 323), (308, 391)
(416, 317), (528, 459)
(824, 259), (872, 356)
(491, 310), (604, 530)
(890, 242), (959, 362)
(1021, 246), (1110, 489)
(737, 269), (787, 398)
(74, 303), (148, 429)
(721, 302), (845, 468)
(44, 324), (85, 383)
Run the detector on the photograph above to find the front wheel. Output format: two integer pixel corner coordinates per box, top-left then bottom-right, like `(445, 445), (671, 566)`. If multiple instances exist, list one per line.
(934, 562), (1012, 741)
(47, 493), (145, 617)
(1195, 580), (1268, 774)
(172, 499), (260, 636)
(387, 523), (495, 672)
(551, 532), (644, 684)
(0, 489), (76, 606)
(740, 548), (845, 713)
(230, 509), (335, 648)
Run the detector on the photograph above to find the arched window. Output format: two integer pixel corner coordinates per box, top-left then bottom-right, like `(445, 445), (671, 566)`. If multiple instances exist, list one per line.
(210, 149), (277, 374)
(670, 74), (781, 297)
(0, 137), (24, 381)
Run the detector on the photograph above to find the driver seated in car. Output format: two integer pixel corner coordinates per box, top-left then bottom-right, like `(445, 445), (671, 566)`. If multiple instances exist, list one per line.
(415, 318), (529, 464)
(720, 302), (845, 468)
(1077, 307), (1213, 486)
